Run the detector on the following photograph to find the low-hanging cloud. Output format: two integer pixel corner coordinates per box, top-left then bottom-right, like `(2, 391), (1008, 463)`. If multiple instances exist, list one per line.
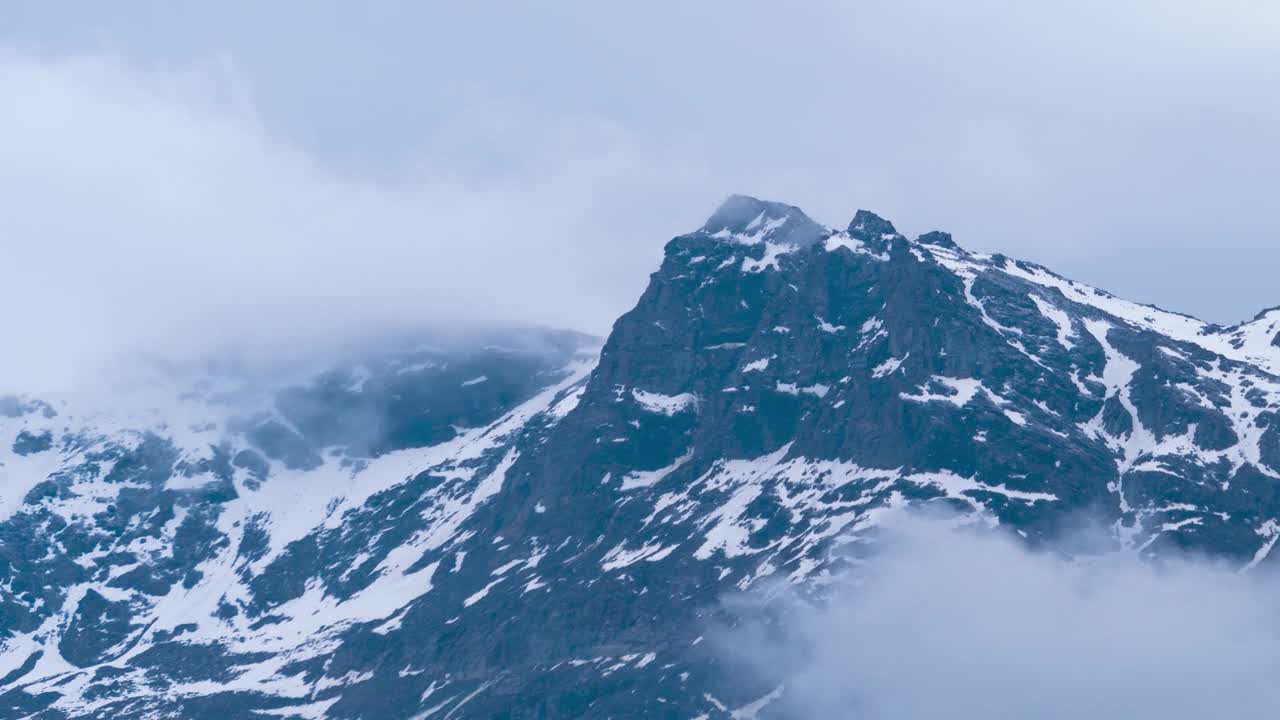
(719, 512), (1280, 719)
(0, 55), (725, 392)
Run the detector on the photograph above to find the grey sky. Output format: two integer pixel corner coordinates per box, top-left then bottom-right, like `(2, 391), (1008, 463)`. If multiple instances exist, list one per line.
(2, 1), (1279, 388)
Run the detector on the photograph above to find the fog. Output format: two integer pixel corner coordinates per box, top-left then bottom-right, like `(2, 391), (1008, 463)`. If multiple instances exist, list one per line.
(719, 513), (1280, 719)
(0, 56), (717, 392)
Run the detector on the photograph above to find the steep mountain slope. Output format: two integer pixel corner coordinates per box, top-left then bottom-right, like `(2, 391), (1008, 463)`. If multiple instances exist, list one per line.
(5, 196), (1280, 718)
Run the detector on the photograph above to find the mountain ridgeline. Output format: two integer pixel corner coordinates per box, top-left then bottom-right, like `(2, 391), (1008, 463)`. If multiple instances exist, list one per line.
(4, 196), (1280, 718)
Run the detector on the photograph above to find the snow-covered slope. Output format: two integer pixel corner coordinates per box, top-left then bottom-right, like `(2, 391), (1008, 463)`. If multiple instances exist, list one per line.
(0, 331), (600, 718)
(5, 196), (1280, 718)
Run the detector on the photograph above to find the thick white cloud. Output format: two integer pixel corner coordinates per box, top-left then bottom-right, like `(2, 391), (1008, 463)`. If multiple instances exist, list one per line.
(0, 57), (725, 391)
(720, 513), (1280, 719)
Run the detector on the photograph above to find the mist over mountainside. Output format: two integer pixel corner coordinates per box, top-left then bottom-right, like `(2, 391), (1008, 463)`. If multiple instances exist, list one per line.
(5, 196), (1280, 718)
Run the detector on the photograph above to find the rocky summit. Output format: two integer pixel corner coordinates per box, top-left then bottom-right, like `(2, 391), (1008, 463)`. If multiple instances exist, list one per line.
(5, 196), (1280, 718)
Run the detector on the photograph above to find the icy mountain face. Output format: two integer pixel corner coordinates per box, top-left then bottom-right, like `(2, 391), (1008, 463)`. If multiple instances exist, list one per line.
(6, 196), (1280, 718)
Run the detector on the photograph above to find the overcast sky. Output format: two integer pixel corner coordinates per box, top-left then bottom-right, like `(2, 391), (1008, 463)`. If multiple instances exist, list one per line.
(3, 1), (1279, 388)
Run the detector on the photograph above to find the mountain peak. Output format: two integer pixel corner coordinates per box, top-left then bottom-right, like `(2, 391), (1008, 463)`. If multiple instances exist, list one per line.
(847, 209), (899, 240)
(701, 194), (825, 246)
(916, 230), (959, 250)
(13, 188), (1280, 718)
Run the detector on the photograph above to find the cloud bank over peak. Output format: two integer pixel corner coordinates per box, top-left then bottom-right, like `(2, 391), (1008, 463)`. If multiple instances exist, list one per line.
(0, 56), (724, 392)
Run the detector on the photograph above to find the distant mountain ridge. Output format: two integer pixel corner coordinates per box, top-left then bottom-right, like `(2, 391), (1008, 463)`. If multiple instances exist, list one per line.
(4, 196), (1280, 718)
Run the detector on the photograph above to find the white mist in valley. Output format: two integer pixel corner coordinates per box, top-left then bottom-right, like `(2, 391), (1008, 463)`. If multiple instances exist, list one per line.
(718, 512), (1280, 719)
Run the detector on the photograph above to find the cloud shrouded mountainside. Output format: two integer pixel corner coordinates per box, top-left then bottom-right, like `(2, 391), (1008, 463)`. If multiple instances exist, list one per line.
(4, 196), (1280, 718)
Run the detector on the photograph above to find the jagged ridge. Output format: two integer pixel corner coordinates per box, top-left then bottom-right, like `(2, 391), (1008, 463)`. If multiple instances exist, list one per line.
(4, 197), (1280, 718)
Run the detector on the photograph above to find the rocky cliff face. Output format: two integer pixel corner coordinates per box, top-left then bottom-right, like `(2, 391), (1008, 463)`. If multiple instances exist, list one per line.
(5, 197), (1280, 718)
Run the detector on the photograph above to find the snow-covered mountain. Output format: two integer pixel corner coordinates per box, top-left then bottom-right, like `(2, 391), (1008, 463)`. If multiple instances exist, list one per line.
(5, 196), (1280, 718)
